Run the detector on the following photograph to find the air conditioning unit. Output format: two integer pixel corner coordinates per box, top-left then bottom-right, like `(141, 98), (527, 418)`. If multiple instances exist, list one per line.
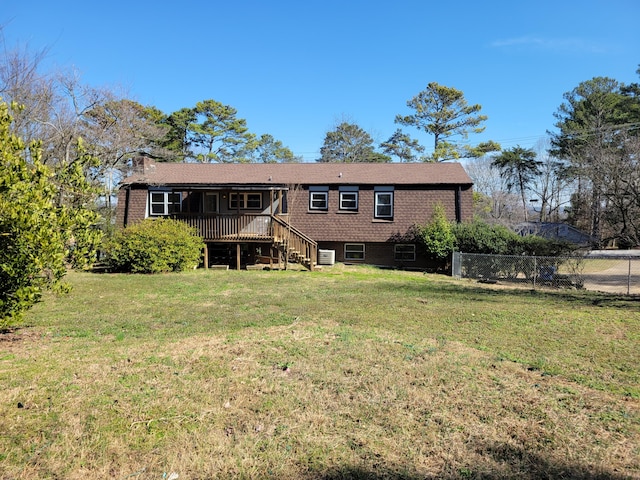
(318, 249), (335, 266)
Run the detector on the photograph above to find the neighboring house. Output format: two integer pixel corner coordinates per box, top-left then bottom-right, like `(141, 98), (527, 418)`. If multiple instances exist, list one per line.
(515, 222), (594, 246)
(116, 157), (473, 270)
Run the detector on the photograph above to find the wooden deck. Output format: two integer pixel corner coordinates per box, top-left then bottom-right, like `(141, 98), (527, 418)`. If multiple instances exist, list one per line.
(171, 213), (317, 270)
(173, 213), (274, 241)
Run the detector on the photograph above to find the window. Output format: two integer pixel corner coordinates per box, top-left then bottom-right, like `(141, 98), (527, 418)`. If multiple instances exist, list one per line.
(339, 186), (358, 211)
(344, 243), (365, 261)
(149, 191), (181, 216)
(310, 191), (328, 210)
(374, 191), (393, 219)
(229, 192), (262, 210)
(340, 192), (358, 210)
(394, 244), (416, 261)
(246, 193), (262, 209)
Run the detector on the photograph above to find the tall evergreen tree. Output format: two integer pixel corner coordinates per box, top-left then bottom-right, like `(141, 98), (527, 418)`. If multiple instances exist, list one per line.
(395, 82), (500, 162)
(550, 76), (635, 245)
(160, 107), (197, 161)
(190, 100), (251, 163)
(380, 129), (425, 162)
(247, 134), (301, 163)
(491, 146), (542, 222)
(317, 122), (390, 163)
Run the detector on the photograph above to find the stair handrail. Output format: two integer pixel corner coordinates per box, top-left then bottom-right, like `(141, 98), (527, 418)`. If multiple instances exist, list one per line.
(272, 215), (318, 247)
(271, 215), (317, 270)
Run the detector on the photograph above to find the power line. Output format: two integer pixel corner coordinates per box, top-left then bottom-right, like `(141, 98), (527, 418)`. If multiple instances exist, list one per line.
(292, 122), (640, 160)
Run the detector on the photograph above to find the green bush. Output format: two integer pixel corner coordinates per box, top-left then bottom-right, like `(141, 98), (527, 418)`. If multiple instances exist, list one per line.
(517, 234), (574, 256)
(451, 220), (575, 256)
(417, 204), (455, 261)
(104, 218), (204, 273)
(451, 221), (518, 254)
(1, 101), (101, 329)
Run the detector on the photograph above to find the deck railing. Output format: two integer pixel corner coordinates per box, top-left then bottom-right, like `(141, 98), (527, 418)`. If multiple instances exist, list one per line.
(172, 213), (273, 240)
(171, 213), (318, 269)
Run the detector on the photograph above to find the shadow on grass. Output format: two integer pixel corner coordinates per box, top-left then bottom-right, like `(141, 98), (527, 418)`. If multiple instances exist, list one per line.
(381, 275), (640, 311)
(306, 442), (631, 479)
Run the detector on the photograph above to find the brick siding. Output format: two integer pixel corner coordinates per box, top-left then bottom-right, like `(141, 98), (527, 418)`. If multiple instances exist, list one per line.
(289, 185), (472, 243)
(116, 186), (148, 227)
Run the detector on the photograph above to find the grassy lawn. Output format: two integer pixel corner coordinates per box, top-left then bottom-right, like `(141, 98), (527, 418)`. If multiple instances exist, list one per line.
(1, 265), (639, 479)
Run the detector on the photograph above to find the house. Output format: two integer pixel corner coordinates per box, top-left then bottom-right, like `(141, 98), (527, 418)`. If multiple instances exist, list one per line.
(515, 222), (594, 246)
(116, 157), (474, 270)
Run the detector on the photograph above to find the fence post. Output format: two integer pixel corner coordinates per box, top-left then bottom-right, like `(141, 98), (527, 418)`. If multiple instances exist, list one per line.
(628, 257), (632, 296)
(452, 252), (461, 278)
(533, 255), (537, 289)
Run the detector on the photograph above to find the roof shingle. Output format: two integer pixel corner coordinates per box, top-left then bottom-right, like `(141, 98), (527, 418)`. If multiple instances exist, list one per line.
(121, 161), (473, 187)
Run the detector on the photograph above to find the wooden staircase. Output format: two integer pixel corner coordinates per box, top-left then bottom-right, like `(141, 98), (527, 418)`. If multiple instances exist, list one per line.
(272, 216), (318, 270)
(172, 212), (317, 270)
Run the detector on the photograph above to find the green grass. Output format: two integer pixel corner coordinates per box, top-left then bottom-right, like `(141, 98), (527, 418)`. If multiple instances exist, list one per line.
(1, 265), (639, 479)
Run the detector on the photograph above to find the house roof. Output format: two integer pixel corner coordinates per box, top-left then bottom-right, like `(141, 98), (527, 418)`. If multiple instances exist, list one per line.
(121, 160), (473, 188)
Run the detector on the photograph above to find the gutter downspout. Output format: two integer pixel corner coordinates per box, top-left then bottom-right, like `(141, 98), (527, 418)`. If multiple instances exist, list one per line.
(123, 187), (130, 227)
(455, 186), (462, 223)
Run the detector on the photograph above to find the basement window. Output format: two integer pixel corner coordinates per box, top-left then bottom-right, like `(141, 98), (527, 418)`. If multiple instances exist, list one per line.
(344, 243), (365, 261)
(394, 244), (416, 261)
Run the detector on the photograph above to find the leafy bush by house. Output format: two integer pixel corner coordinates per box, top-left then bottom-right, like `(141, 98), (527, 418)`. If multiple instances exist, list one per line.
(415, 218), (577, 271)
(104, 219), (204, 273)
(417, 204), (456, 262)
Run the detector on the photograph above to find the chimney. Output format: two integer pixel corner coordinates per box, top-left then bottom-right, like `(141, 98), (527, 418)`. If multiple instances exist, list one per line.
(133, 156), (156, 174)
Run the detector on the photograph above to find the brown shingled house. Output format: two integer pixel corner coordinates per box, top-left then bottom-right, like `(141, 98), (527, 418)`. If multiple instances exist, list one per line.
(116, 157), (473, 270)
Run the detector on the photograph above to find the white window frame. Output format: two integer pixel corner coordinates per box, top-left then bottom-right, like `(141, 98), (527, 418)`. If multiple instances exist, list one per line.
(344, 243), (365, 261)
(394, 244), (416, 262)
(229, 192), (262, 210)
(309, 191), (329, 210)
(374, 190), (394, 219)
(339, 190), (358, 211)
(149, 191), (182, 216)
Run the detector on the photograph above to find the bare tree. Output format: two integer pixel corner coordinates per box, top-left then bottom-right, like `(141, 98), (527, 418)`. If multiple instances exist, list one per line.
(464, 157), (525, 227)
(530, 138), (573, 222)
(0, 39), (55, 151)
(0, 37), (168, 227)
(599, 133), (640, 247)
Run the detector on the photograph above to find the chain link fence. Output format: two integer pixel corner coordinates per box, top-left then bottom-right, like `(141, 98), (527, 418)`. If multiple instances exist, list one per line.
(452, 252), (640, 295)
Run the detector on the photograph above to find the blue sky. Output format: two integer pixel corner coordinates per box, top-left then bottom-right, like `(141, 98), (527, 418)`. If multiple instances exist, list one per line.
(3, 0), (639, 161)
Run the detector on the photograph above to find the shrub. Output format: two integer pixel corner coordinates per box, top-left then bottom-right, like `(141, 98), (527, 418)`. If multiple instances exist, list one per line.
(104, 219), (204, 273)
(517, 234), (574, 256)
(452, 220), (518, 255)
(417, 204), (456, 262)
(451, 220), (575, 256)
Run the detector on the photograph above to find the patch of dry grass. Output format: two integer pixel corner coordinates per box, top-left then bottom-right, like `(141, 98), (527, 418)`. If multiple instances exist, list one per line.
(0, 266), (638, 479)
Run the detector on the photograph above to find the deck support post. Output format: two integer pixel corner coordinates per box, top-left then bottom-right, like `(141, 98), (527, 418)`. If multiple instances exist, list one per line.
(203, 243), (209, 269)
(236, 244), (241, 271)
